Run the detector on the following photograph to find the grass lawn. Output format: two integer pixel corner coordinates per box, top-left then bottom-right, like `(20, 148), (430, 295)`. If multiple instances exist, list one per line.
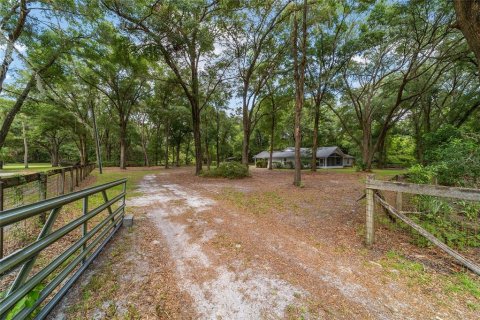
(324, 167), (407, 178)
(90, 167), (163, 199)
(1, 163), (57, 173)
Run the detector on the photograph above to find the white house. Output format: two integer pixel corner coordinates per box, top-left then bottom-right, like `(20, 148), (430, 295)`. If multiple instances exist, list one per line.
(253, 146), (354, 169)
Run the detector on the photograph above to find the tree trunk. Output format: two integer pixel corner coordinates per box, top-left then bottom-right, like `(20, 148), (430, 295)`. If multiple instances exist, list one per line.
(79, 135), (87, 165)
(51, 142), (60, 167)
(268, 108), (275, 170)
(216, 108), (220, 166)
(192, 103), (202, 174)
(91, 104), (103, 173)
(0, 0), (28, 95)
(241, 84), (250, 168)
(453, 1), (480, 75)
(0, 74), (35, 150)
(165, 120), (169, 169)
(185, 138), (191, 165)
(155, 126), (160, 166)
(292, 0), (308, 186)
(119, 120), (127, 169)
(311, 105), (320, 172)
(176, 142), (180, 167)
(22, 120), (28, 168)
(362, 122), (373, 171)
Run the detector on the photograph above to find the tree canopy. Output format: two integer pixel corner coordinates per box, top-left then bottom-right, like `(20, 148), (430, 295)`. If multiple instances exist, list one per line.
(1, 0), (480, 185)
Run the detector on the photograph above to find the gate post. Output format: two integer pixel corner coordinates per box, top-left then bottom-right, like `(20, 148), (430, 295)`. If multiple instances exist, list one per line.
(366, 175), (375, 246)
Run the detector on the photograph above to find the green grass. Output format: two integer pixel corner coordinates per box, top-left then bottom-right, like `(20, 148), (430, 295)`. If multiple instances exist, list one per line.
(323, 167), (406, 178)
(90, 168), (162, 199)
(1, 163), (57, 173)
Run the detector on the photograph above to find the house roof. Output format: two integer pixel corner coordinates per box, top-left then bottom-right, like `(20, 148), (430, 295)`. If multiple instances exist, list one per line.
(254, 146), (353, 159)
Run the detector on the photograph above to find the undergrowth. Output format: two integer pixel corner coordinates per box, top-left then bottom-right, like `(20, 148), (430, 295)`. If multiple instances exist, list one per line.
(201, 162), (249, 179)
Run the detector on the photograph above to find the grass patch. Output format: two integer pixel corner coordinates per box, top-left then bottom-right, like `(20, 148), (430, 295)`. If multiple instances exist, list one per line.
(324, 167), (406, 179)
(219, 187), (285, 215)
(90, 168), (161, 199)
(380, 250), (431, 286)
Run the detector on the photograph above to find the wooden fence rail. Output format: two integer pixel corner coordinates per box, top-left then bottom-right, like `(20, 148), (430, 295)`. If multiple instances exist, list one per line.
(0, 163), (95, 259)
(365, 175), (480, 275)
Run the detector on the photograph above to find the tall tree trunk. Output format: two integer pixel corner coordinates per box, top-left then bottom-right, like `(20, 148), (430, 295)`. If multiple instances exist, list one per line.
(165, 119), (169, 169)
(362, 121), (373, 171)
(22, 120), (28, 168)
(241, 87), (250, 168)
(292, 0), (308, 186)
(155, 126), (160, 166)
(268, 108), (275, 170)
(119, 120), (127, 169)
(0, 0), (28, 95)
(176, 142), (180, 167)
(311, 105), (320, 171)
(453, 1), (480, 75)
(192, 103), (202, 174)
(52, 142), (60, 167)
(91, 104), (103, 173)
(79, 135), (87, 165)
(216, 108), (220, 166)
(185, 138), (191, 165)
(0, 74), (35, 150)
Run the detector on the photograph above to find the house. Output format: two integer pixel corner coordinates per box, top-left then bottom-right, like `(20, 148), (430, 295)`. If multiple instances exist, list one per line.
(253, 146), (354, 169)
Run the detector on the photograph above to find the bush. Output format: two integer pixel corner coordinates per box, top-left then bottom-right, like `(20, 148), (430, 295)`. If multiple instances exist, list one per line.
(407, 164), (436, 184)
(285, 161), (294, 169)
(256, 159), (267, 168)
(201, 162), (249, 179)
(301, 160), (311, 169)
(272, 162), (284, 169)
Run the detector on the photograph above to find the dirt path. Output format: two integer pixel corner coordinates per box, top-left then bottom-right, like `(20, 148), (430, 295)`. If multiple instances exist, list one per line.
(52, 167), (478, 319)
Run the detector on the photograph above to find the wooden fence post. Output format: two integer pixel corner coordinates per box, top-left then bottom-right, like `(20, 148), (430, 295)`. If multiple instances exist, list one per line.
(366, 175), (375, 246)
(396, 192), (403, 212)
(69, 168), (74, 192)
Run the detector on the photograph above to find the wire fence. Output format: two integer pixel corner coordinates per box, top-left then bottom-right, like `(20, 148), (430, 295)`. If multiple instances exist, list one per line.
(0, 164), (96, 259)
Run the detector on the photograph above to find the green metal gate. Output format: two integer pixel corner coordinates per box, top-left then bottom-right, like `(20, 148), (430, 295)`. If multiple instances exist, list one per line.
(0, 178), (127, 319)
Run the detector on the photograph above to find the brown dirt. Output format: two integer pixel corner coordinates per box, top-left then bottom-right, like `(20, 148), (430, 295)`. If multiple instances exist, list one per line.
(51, 167), (479, 319)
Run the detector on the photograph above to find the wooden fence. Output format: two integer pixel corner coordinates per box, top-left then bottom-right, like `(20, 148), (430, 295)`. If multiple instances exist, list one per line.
(0, 163), (96, 259)
(365, 175), (480, 275)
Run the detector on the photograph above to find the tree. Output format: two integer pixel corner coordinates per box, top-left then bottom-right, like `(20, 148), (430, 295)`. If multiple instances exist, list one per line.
(103, 0), (230, 175)
(292, 0), (308, 186)
(453, 0), (480, 75)
(77, 27), (149, 169)
(225, 0), (292, 167)
(306, 0), (353, 171)
(339, 0), (460, 170)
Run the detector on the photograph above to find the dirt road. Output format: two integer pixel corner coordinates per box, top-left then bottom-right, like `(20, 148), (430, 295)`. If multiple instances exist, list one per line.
(53, 167), (478, 319)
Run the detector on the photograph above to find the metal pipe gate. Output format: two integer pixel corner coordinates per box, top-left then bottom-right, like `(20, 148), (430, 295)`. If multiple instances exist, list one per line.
(0, 178), (127, 319)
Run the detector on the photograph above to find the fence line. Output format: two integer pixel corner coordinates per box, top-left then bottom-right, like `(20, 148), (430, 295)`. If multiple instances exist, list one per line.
(365, 175), (480, 276)
(0, 163), (96, 259)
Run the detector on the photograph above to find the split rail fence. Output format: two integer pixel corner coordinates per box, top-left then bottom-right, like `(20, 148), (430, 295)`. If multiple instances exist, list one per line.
(366, 175), (480, 275)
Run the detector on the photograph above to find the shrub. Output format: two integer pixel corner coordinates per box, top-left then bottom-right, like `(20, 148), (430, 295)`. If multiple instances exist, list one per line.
(285, 161), (294, 169)
(301, 160), (311, 169)
(272, 162), (284, 169)
(256, 159), (268, 168)
(201, 162), (249, 179)
(407, 164), (436, 184)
